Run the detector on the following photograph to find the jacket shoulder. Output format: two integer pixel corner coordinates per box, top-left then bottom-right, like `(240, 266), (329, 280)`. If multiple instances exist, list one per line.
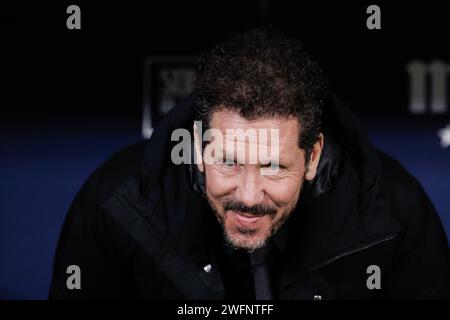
(376, 149), (447, 243)
(85, 141), (146, 205)
(49, 141), (147, 298)
(375, 151), (450, 298)
(376, 149), (447, 247)
(378, 151), (426, 200)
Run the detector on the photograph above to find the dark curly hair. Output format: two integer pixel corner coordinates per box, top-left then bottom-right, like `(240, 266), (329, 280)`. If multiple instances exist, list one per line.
(194, 28), (327, 165)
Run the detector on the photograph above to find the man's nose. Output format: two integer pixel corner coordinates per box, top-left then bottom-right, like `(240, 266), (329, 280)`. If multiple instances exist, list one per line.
(235, 169), (264, 208)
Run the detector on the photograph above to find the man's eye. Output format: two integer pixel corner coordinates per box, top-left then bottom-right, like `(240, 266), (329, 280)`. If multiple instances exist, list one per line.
(224, 161), (236, 168)
(261, 163), (281, 169)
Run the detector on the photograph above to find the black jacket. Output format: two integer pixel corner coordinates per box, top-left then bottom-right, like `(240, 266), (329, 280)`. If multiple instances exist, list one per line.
(49, 93), (450, 299)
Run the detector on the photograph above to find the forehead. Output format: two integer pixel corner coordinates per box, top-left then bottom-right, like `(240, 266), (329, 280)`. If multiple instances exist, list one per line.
(209, 109), (300, 144)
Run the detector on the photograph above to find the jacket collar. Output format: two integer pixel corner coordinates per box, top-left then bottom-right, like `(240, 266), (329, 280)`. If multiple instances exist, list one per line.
(274, 93), (402, 289)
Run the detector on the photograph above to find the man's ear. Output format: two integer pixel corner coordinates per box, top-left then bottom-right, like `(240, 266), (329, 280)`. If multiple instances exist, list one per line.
(305, 133), (324, 181)
(193, 121), (204, 172)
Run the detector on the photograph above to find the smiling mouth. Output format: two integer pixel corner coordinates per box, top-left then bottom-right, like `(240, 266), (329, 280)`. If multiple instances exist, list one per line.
(229, 210), (265, 224)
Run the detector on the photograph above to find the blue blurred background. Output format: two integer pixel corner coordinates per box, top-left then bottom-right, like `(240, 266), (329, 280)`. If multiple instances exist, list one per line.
(1, 1), (449, 299)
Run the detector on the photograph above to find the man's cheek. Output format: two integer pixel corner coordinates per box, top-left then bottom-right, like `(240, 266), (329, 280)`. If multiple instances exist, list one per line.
(266, 182), (300, 204)
(206, 182), (225, 200)
(206, 171), (235, 196)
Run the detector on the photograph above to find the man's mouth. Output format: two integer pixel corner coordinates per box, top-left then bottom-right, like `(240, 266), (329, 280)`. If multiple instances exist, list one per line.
(229, 210), (265, 225)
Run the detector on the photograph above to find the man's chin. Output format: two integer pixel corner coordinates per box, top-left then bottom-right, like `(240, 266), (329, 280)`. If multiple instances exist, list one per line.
(223, 224), (271, 252)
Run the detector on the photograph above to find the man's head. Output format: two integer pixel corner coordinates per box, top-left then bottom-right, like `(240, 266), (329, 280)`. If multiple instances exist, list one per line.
(193, 29), (327, 252)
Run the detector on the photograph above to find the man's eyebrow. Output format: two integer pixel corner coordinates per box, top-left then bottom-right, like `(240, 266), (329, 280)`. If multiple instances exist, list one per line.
(222, 152), (236, 161)
(260, 161), (287, 168)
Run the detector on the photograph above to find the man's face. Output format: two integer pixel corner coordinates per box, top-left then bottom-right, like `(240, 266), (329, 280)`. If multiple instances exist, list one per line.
(195, 109), (322, 252)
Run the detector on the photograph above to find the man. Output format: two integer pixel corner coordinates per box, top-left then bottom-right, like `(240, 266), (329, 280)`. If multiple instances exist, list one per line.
(49, 29), (450, 299)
